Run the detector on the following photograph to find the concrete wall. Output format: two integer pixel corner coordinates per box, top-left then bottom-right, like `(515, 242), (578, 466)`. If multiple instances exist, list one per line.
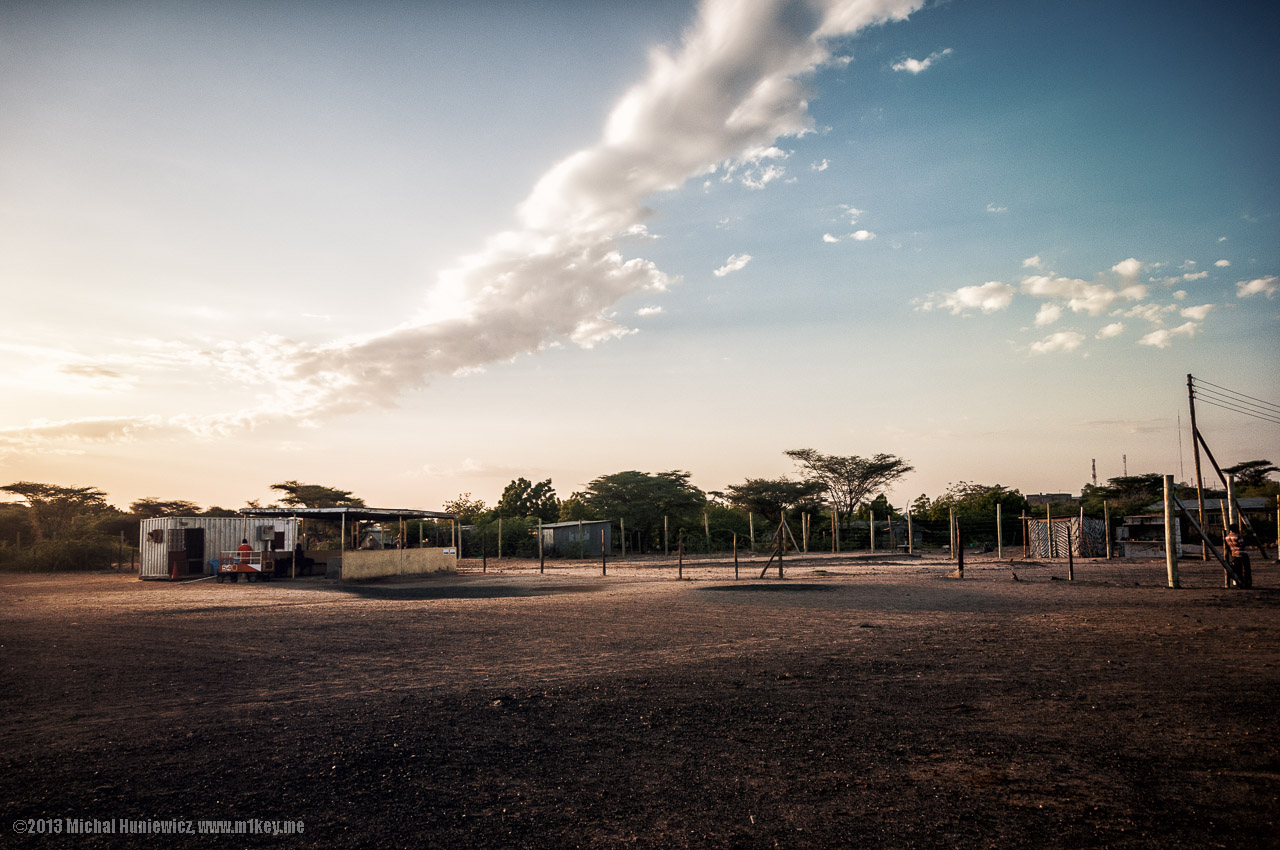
(339, 547), (455, 580)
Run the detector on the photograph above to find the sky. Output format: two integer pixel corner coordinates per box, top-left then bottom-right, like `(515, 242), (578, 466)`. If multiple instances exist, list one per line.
(1, 0), (1278, 513)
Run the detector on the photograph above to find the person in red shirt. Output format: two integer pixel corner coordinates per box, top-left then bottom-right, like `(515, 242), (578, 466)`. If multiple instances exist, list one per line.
(1224, 524), (1251, 589)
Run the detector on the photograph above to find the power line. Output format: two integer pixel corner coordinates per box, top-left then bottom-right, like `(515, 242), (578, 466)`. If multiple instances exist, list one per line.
(1194, 386), (1280, 419)
(1192, 377), (1280, 414)
(1194, 397), (1280, 426)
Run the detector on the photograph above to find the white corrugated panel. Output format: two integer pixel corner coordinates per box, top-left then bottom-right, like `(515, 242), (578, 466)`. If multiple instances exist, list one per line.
(138, 517), (297, 580)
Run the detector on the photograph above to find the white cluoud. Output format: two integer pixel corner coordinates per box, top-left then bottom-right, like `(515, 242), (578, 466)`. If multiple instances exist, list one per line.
(222, 0), (926, 428)
(5, 0), (926, 447)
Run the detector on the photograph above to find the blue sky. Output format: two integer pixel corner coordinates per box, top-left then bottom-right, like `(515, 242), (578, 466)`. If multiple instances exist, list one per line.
(1, 0), (1276, 511)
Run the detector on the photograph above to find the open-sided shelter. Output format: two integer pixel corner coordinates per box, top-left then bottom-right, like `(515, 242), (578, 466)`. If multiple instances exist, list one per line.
(240, 506), (456, 580)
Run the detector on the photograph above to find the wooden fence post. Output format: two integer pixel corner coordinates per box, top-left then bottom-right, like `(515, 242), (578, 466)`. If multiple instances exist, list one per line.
(1104, 501), (1112, 560)
(996, 503), (1002, 559)
(949, 507), (956, 561)
(733, 533), (739, 580)
(1164, 474), (1180, 589)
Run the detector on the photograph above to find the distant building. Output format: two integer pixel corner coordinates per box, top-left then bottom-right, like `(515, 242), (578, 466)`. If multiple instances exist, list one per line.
(1025, 493), (1077, 507)
(540, 520), (612, 557)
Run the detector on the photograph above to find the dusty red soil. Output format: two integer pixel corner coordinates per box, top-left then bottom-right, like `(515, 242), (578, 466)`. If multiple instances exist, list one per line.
(2, 553), (1278, 849)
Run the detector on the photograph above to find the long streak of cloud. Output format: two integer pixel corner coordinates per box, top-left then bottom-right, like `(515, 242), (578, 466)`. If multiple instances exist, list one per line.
(6, 0), (926, 450)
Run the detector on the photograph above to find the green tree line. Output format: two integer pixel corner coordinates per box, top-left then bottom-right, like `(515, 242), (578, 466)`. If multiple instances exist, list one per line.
(3, 456), (1275, 569)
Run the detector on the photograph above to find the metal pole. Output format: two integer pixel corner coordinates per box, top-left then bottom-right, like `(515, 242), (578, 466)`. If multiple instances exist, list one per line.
(1163, 474), (1180, 588)
(664, 515), (669, 557)
(538, 518), (544, 574)
(733, 533), (739, 580)
(870, 509), (876, 554)
(601, 530), (607, 576)
(621, 518), (626, 558)
(704, 511), (711, 556)
(906, 508), (913, 555)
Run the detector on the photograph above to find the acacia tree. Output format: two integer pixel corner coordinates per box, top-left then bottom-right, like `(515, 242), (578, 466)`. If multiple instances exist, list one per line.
(784, 449), (914, 519)
(129, 498), (201, 519)
(0, 482), (112, 542)
(268, 481), (366, 509)
(1223, 459), (1279, 492)
(721, 477), (825, 523)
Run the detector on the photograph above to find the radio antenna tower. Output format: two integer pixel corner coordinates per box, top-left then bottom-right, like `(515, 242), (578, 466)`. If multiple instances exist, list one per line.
(1123, 454), (1127, 476)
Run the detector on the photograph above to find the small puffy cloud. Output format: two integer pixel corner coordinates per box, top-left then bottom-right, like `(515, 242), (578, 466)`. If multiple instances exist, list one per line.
(811, 159), (830, 172)
(986, 203), (1008, 213)
(1172, 290), (1187, 300)
(822, 233), (841, 243)
(1180, 304), (1214, 321)
(1182, 271), (1208, 281)
(1237, 276), (1279, 298)
(1097, 322), (1125, 339)
(721, 146), (790, 190)
(1122, 303), (1175, 324)
(1034, 303), (1063, 327)
(1022, 255), (1044, 269)
(1111, 257), (1142, 281)
(1030, 331), (1085, 354)
(916, 281), (1015, 315)
(623, 223), (659, 240)
(1138, 322), (1199, 348)
(851, 229), (876, 241)
(892, 48), (953, 74)
(838, 204), (865, 225)
(713, 253), (753, 277)
(636, 306), (663, 318)
(1218, 236), (1228, 242)
(1215, 259), (1231, 267)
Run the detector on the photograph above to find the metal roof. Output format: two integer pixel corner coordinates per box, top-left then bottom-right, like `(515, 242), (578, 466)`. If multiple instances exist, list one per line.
(240, 507), (455, 521)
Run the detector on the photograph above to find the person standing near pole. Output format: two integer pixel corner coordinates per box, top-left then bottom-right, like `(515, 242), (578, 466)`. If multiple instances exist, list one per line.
(1225, 523), (1252, 588)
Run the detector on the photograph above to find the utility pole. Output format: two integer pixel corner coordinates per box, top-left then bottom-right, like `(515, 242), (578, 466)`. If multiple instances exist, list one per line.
(1187, 374), (1208, 561)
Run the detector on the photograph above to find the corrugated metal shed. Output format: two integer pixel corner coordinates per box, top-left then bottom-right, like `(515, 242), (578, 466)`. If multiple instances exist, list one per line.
(540, 520), (612, 557)
(139, 516), (298, 579)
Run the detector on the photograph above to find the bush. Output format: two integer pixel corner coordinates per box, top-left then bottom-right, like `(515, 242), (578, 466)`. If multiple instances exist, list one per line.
(0, 535), (121, 572)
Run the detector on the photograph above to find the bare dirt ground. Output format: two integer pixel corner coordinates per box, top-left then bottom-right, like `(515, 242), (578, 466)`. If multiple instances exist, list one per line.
(2, 552), (1278, 849)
